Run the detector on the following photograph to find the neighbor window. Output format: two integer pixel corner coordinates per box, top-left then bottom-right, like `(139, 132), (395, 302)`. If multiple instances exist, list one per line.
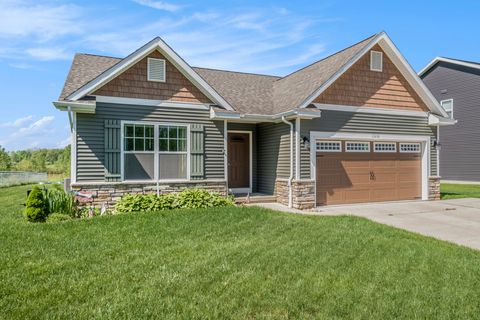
(399, 143), (421, 153)
(123, 123), (188, 181)
(346, 141), (370, 152)
(147, 58), (166, 82)
(440, 99), (453, 119)
(370, 51), (383, 72)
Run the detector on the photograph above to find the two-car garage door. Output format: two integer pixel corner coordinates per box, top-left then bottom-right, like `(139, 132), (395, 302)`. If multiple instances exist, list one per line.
(316, 140), (422, 205)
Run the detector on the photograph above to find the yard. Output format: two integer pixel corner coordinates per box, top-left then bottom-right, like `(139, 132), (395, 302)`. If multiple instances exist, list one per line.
(441, 183), (480, 200)
(2, 185), (480, 319)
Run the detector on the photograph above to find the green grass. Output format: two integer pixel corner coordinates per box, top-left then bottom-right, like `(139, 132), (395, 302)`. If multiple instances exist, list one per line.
(2, 185), (480, 319)
(441, 183), (480, 200)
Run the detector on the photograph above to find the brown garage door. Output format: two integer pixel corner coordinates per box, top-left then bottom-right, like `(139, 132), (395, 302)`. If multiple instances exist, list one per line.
(316, 141), (421, 205)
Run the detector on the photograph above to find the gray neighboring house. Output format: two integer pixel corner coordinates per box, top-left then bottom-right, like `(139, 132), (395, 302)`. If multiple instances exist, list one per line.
(420, 57), (480, 182)
(54, 32), (453, 209)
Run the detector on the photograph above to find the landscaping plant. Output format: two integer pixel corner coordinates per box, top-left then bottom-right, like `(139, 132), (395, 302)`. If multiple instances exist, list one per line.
(24, 186), (48, 222)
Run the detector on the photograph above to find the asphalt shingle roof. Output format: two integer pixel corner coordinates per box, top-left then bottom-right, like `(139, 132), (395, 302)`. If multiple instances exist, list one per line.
(59, 34), (377, 115)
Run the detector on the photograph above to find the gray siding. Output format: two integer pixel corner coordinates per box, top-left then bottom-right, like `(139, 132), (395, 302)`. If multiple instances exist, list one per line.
(75, 102), (224, 182)
(300, 110), (437, 178)
(227, 123), (257, 192)
(257, 122), (291, 194)
(422, 62), (480, 181)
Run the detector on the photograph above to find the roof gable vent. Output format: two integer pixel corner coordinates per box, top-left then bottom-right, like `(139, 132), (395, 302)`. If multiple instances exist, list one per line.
(147, 58), (166, 82)
(370, 51), (383, 72)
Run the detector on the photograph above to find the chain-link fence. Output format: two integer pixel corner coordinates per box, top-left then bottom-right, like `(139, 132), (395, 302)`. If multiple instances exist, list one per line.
(0, 171), (48, 187)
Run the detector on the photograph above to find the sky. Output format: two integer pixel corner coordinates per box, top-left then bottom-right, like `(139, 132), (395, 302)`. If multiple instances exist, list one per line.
(0, 0), (478, 151)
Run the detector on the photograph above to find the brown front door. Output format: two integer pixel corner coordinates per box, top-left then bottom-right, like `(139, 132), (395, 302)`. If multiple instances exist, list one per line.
(316, 141), (422, 205)
(228, 133), (250, 189)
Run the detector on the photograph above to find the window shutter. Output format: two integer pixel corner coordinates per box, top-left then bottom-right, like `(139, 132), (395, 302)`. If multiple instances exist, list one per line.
(190, 124), (204, 179)
(104, 120), (121, 182)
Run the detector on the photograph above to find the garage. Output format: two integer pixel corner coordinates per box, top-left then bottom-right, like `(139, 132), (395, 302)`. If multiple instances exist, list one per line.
(315, 140), (422, 205)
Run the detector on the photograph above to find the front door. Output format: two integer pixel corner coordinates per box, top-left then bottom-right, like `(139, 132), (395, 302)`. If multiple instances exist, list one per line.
(228, 132), (250, 190)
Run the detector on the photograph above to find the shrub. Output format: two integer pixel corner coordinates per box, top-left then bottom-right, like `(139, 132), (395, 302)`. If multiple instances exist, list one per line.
(115, 189), (234, 213)
(46, 213), (72, 223)
(175, 189), (234, 209)
(42, 188), (79, 218)
(25, 186), (48, 222)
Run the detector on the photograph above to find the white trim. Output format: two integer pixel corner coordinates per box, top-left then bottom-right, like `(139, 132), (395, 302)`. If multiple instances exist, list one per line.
(370, 50), (383, 72)
(120, 120), (191, 182)
(373, 142), (397, 153)
(96, 96), (210, 110)
(313, 103), (428, 118)
(295, 117), (301, 180)
(316, 140), (342, 152)
(147, 57), (166, 82)
(440, 98), (454, 119)
(227, 130), (253, 194)
(71, 111), (77, 183)
(210, 107), (322, 122)
(419, 57), (480, 77)
(427, 113), (456, 126)
(299, 32), (449, 118)
(53, 101), (96, 114)
(224, 120), (228, 184)
(345, 141), (370, 152)
(309, 131), (431, 201)
(437, 126), (440, 176)
(66, 37), (235, 111)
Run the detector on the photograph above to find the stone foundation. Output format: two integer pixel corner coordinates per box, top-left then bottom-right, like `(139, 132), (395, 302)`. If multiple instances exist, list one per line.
(72, 180), (227, 208)
(428, 176), (441, 200)
(275, 179), (316, 210)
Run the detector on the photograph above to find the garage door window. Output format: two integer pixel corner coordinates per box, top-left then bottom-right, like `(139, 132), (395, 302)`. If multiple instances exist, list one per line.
(400, 143), (421, 153)
(374, 142), (396, 152)
(316, 141), (342, 152)
(346, 142), (370, 152)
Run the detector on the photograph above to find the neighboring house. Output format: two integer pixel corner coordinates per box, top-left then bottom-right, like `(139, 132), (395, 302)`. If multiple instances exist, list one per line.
(54, 31), (453, 209)
(420, 57), (479, 182)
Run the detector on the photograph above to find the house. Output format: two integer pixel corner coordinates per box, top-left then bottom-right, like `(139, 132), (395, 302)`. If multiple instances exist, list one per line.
(54, 31), (453, 209)
(420, 57), (479, 182)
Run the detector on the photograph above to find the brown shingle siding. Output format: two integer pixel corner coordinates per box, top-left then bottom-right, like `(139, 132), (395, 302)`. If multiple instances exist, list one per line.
(92, 51), (212, 104)
(314, 45), (428, 112)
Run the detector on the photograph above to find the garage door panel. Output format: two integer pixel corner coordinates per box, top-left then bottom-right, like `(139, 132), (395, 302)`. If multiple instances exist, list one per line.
(316, 142), (422, 205)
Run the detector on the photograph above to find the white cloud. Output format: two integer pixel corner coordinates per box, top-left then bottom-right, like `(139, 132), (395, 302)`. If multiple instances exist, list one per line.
(14, 116), (55, 137)
(132, 0), (180, 12)
(26, 47), (70, 61)
(57, 136), (71, 148)
(0, 115), (34, 128)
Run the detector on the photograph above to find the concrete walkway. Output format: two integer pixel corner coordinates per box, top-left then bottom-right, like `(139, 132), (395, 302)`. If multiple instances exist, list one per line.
(257, 199), (480, 250)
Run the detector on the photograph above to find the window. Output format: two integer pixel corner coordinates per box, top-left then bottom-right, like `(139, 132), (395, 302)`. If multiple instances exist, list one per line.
(316, 141), (341, 152)
(370, 51), (383, 72)
(346, 141), (370, 152)
(147, 58), (166, 82)
(123, 123), (188, 181)
(440, 99), (453, 119)
(400, 143), (421, 153)
(158, 125), (188, 180)
(374, 142), (396, 152)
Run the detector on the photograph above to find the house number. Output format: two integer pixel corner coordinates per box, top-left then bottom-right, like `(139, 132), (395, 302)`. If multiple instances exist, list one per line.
(371, 134), (380, 139)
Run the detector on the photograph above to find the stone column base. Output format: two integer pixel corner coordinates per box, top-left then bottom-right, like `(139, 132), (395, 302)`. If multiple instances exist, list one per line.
(428, 176), (441, 200)
(275, 179), (315, 210)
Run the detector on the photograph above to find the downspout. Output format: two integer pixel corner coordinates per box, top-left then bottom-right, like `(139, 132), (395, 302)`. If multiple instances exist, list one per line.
(281, 116), (294, 208)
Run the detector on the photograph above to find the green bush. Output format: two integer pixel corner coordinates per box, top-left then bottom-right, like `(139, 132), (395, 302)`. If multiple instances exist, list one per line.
(46, 213), (72, 223)
(115, 189), (234, 213)
(42, 188), (79, 218)
(25, 186), (48, 222)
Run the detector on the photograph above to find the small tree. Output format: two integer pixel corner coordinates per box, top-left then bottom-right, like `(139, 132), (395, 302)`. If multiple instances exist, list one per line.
(0, 145), (11, 171)
(25, 186), (48, 222)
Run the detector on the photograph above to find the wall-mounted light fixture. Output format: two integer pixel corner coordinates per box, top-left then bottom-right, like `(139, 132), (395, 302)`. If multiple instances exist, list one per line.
(302, 136), (310, 149)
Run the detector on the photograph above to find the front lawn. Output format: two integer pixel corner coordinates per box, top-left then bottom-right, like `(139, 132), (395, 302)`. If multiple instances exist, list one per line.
(441, 183), (480, 199)
(2, 185), (480, 319)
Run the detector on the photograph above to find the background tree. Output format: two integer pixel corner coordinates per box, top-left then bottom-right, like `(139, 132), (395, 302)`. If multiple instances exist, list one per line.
(0, 145), (11, 171)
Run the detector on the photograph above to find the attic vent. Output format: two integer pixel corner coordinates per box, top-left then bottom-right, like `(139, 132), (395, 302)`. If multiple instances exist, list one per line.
(370, 51), (383, 72)
(147, 58), (166, 82)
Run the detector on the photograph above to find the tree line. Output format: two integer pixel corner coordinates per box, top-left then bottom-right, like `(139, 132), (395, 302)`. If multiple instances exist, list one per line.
(0, 145), (70, 175)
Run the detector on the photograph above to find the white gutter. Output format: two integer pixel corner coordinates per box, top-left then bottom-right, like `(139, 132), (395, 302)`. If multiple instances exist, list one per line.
(281, 116), (294, 208)
(211, 107), (321, 122)
(53, 101), (96, 114)
(428, 113), (457, 126)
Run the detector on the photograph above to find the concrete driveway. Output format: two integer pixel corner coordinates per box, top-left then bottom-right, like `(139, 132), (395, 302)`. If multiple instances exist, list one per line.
(314, 198), (480, 250)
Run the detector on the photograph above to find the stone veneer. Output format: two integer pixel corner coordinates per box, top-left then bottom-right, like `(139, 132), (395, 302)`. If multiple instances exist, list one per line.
(72, 180), (227, 208)
(275, 179), (316, 210)
(428, 176), (441, 200)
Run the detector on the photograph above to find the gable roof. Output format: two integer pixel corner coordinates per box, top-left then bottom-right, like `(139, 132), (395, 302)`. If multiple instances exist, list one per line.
(65, 37), (234, 110)
(419, 56), (480, 77)
(59, 32), (447, 117)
